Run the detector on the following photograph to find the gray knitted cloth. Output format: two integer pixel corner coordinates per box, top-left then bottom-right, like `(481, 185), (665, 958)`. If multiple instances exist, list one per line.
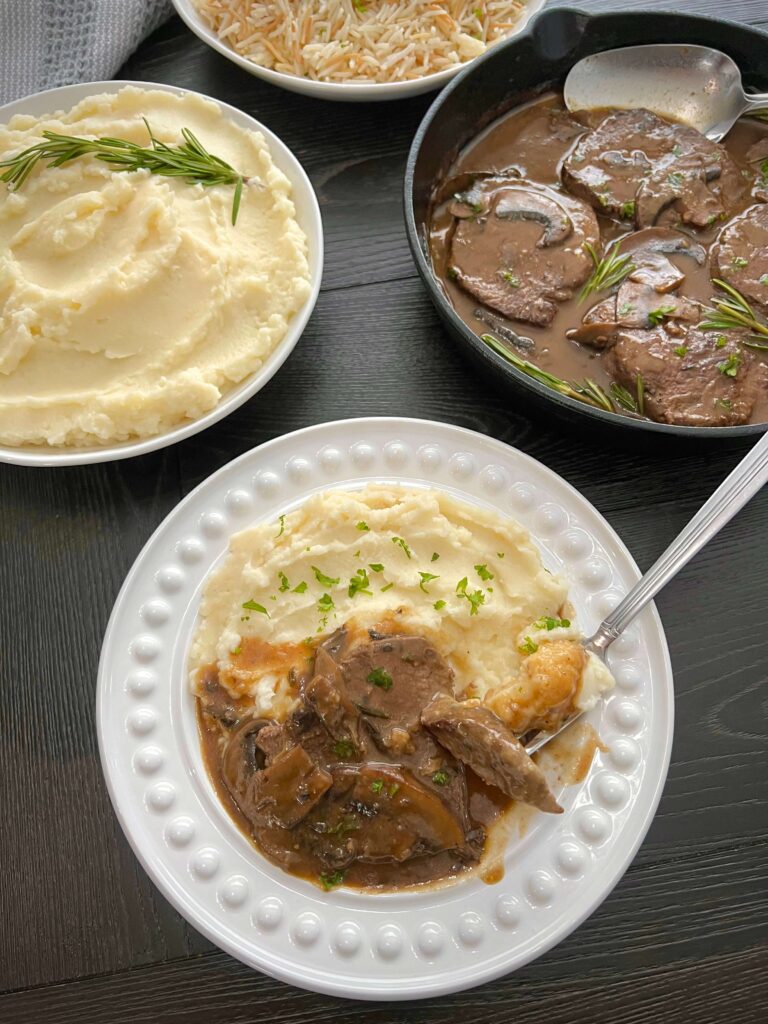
(0, 0), (173, 105)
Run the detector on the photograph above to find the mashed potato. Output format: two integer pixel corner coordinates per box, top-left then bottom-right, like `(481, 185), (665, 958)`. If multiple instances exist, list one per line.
(190, 486), (614, 722)
(0, 87), (311, 447)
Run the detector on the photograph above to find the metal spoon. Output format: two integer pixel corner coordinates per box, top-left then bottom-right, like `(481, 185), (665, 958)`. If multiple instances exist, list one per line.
(564, 44), (768, 142)
(526, 429), (768, 755)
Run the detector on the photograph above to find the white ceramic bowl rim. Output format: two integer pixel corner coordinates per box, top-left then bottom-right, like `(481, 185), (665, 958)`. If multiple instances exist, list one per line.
(0, 79), (323, 467)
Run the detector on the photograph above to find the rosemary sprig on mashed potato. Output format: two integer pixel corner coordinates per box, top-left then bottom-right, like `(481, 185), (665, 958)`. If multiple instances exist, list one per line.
(0, 119), (249, 224)
(189, 485), (615, 719)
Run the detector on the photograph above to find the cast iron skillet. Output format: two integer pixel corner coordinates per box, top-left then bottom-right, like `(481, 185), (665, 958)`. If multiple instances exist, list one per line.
(404, 6), (768, 438)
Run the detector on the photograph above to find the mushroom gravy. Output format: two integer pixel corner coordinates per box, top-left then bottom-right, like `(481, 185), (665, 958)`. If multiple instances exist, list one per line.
(196, 625), (602, 892)
(429, 93), (768, 426)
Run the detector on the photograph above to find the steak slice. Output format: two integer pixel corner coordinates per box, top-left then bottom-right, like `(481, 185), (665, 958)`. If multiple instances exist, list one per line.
(563, 109), (745, 227)
(711, 204), (768, 315)
(607, 325), (766, 426)
(449, 177), (599, 326)
(421, 695), (562, 814)
(335, 634), (471, 819)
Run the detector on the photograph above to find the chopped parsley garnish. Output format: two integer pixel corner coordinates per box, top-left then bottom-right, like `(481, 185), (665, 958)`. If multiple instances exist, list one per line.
(718, 352), (741, 377)
(648, 304), (676, 326)
(667, 171), (684, 187)
(732, 256), (749, 268)
(318, 593), (334, 614)
(501, 270), (520, 287)
(447, 265), (459, 280)
(392, 536), (412, 559)
(319, 870), (345, 890)
(533, 616), (571, 631)
(277, 571), (291, 592)
(672, 143), (683, 157)
(389, 783), (400, 797)
(619, 200), (636, 219)
(434, 599), (446, 611)
(761, 159), (768, 186)
(333, 739), (355, 758)
(356, 521), (370, 531)
(432, 770), (449, 786)
(418, 571), (439, 593)
(519, 636), (539, 655)
(312, 565), (340, 587)
(474, 564), (493, 581)
(275, 514), (285, 538)
(369, 562), (384, 573)
(325, 818), (359, 838)
(242, 599), (269, 616)
(371, 779), (384, 795)
(715, 334), (728, 348)
(456, 576), (485, 615)
(380, 582), (394, 592)
(348, 567), (372, 598)
(673, 345), (688, 358)
(715, 397), (733, 410)
(497, 552), (505, 559)
(367, 667), (393, 691)
(431, 552), (440, 562)
(230, 645), (241, 655)
(293, 581), (308, 594)
(618, 302), (635, 316)
(760, 273), (768, 286)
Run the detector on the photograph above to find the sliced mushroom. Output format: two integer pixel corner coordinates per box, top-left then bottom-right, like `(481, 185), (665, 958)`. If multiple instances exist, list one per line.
(473, 307), (535, 351)
(222, 716), (270, 802)
(493, 188), (572, 246)
(566, 296), (618, 347)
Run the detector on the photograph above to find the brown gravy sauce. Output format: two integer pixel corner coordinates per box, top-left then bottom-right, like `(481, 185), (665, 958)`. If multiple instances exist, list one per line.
(428, 92), (768, 424)
(196, 677), (605, 892)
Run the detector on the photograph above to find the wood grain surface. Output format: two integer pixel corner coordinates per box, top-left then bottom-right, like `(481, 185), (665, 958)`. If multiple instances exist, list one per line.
(1, 1), (766, 1020)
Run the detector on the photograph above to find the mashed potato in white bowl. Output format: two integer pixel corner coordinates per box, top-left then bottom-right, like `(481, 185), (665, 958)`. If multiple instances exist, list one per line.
(0, 81), (322, 466)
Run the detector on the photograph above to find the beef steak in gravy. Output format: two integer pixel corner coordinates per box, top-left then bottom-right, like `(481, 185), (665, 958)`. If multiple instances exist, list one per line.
(216, 630), (492, 887)
(421, 695), (561, 814)
(711, 203), (768, 314)
(563, 108), (746, 228)
(607, 325), (766, 427)
(449, 178), (599, 326)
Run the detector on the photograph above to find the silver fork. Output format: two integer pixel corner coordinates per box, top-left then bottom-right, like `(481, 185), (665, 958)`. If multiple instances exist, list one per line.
(525, 429), (768, 756)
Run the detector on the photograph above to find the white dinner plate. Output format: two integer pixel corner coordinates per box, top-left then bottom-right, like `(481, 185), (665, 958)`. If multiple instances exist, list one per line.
(0, 80), (323, 467)
(97, 417), (673, 999)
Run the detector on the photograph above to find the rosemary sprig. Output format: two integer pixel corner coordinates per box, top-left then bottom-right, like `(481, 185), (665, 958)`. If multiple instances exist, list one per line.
(700, 279), (768, 344)
(579, 241), (635, 302)
(481, 333), (640, 416)
(609, 381), (638, 413)
(635, 373), (645, 416)
(0, 120), (248, 225)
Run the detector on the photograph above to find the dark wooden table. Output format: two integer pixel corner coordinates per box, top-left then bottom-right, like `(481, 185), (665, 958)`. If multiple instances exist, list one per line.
(2, 1), (767, 1020)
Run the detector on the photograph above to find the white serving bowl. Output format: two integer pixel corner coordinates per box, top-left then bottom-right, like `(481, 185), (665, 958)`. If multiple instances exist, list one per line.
(0, 80), (323, 467)
(171, 0), (546, 102)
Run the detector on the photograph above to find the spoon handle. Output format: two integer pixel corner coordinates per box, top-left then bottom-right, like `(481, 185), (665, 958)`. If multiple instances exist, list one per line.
(587, 430), (768, 654)
(743, 92), (768, 114)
